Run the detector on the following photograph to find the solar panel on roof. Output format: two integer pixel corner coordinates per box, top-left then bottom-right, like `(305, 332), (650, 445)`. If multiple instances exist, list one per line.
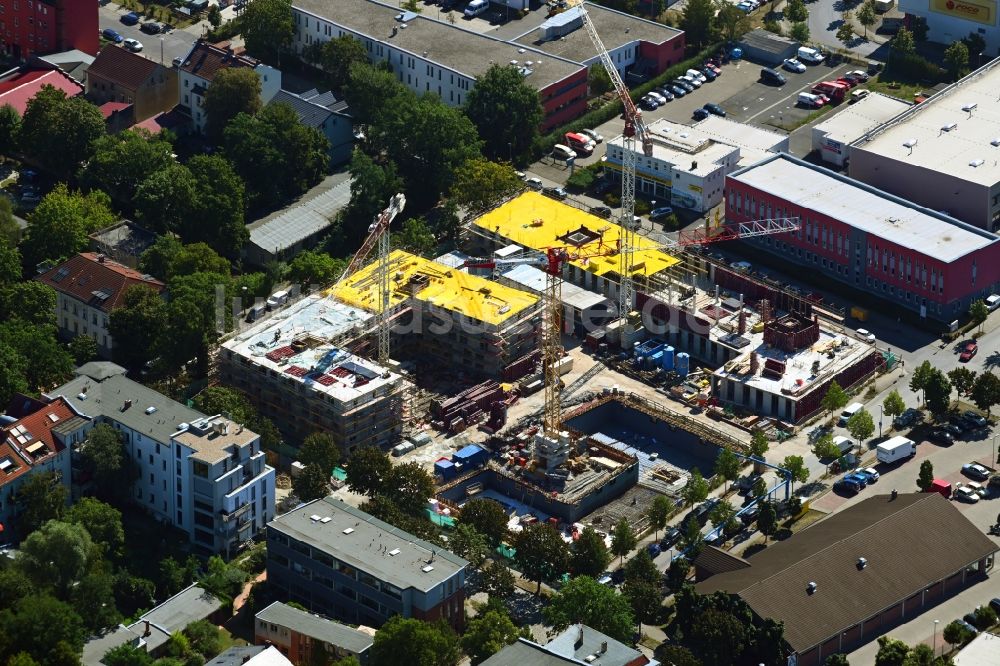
(51, 267), (70, 283)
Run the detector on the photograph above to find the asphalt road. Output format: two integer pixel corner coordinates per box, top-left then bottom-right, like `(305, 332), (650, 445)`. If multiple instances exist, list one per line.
(805, 0), (887, 57)
(98, 2), (206, 66)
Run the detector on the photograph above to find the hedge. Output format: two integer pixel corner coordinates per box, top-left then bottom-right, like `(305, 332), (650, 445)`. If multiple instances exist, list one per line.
(531, 43), (723, 160)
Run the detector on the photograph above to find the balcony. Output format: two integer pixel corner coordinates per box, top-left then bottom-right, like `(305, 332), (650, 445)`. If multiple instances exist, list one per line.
(220, 502), (250, 523)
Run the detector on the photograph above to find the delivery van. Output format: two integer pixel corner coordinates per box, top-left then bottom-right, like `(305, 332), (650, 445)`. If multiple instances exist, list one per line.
(564, 132), (595, 156)
(832, 435), (854, 455)
(552, 144), (577, 160)
(839, 402), (864, 426)
(798, 92), (825, 108)
(876, 436), (916, 464)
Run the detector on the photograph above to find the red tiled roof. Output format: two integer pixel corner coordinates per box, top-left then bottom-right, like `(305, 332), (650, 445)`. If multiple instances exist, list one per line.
(132, 107), (188, 134)
(0, 69), (84, 115)
(99, 101), (132, 118)
(180, 39), (258, 83)
(36, 252), (164, 313)
(87, 45), (160, 91)
(0, 396), (77, 477)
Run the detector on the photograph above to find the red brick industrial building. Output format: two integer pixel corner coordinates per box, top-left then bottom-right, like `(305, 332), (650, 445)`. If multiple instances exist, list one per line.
(0, 0), (98, 60)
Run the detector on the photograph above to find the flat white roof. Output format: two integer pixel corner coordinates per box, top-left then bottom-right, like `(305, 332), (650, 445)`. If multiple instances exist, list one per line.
(609, 130), (737, 176)
(851, 58), (1000, 186)
(691, 115), (789, 157)
(729, 154), (997, 263)
(500, 264), (612, 311)
(813, 92), (911, 145)
(955, 632), (1000, 666)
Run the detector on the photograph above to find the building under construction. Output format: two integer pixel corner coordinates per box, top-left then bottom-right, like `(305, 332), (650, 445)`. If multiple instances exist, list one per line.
(219, 295), (404, 454)
(332, 250), (542, 379)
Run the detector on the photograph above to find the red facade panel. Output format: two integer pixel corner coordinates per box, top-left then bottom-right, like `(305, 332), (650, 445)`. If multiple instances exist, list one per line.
(538, 68), (588, 133)
(638, 34), (685, 72)
(0, 0), (97, 59)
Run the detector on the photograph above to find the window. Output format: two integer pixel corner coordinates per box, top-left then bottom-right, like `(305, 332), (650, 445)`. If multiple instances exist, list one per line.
(193, 461), (209, 478)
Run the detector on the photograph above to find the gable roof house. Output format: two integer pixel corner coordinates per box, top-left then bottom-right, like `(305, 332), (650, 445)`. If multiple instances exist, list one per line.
(267, 88), (353, 165)
(85, 46), (178, 125)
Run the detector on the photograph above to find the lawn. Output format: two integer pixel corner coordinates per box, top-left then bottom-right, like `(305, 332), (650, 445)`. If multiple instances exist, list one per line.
(866, 74), (930, 103)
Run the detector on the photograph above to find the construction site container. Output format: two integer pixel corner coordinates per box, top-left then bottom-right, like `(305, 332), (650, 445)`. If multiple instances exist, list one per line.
(454, 444), (489, 468)
(661, 346), (675, 370)
(648, 351), (663, 368)
(554, 356), (574, 376)
(522, 379), (543, 395)
(675, 353), (690, 378)
(412, 432), (432, 448)
(435, 459), (456, 481)
(392, 441), (415, 457)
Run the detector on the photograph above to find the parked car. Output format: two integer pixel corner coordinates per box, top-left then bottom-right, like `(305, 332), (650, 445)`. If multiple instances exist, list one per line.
(140, 21), (164, 34)
(673, 79), (695, 92)
(844, 472), (869, 489)
(855, 328), (876, 343)
(964, 410), (988, 428)
(101, 28), (124, 43)
(760, 68), (787, 86)
(655, 87), (675, 101)
(579, 128), (603, 144)
(640, 95), (660, 110)
(650, 206), (674, 220)
(739, 503), (761, 525)
(669, 84), (687, 97)
(857, 467), (880, 483)
(703, 102), (726, 117)
(834, 477), (862, 494)
(782, 58), (807, 73)
(941, 423), (963, 437)
(122, 38), (143, 52)
(849, 89), (871, 104)
(526, 177), (543, 190)
(845, 69), (870, 82)
(960, 341), (978, 361)
(989, 598), (1000, 615)
(19, 190), (40, 204)
(589, 205), (613, 219)
(955, 619), (979, 636)
(121, 11), (141, 25)
(966, 481), (988, 498)
(648, 91), (668, 105)
(693, 108), (709, 121)
(704, 61), (721, 74)
(929, 429), (954, 445)
(542, 186), (568, 200)
(660, 527), (681, 549)
(962, 462), (991, 480)
(700, 67), (718, 81)
(955, 485), (980, 502)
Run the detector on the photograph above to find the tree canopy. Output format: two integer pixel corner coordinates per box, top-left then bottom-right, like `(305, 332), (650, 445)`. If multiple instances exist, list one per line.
(370, 617), (460, 666)
(240, 0), (293, 66)
(513, 522), (570, 593)
(22, 184), (116, 269)
(19, 84), (104, 179)
(571, 525), (611, 577)
(461, 608), (528, 665)
(460, 498), (509, 549)
(463, 65), (543, 165)
(543, 576), (634, 643)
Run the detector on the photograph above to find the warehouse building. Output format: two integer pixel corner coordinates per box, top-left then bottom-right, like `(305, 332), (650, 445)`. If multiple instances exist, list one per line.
(696, 493), (998, 666)
(811, 92), (911, 168)
(849, 60), (1000, 230)
(332, 250), (540, 380)
(605, 117), (787, 212)
(735, 28), (800, 66)
(897, 0), (1000, 56)
(266, 498), (468, 631)
(726, 153), (1000, 322)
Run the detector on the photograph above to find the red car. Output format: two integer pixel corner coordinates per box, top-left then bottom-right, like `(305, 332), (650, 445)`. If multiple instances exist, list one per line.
(960, 342), (978, 362)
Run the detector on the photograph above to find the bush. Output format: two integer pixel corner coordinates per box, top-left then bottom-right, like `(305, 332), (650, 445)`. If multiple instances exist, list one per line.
(634, 199), (651, 215)
(604, 193), (621, 207)
(973, 605), (998, 629)
(566, 165), (597, 191)
(886, 52), (944, 83)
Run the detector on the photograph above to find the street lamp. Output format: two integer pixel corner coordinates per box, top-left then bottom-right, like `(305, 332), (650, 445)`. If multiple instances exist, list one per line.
(933, 619), (939, 655)
(241, 286), (248, 317)
(878, 404), (883, 439)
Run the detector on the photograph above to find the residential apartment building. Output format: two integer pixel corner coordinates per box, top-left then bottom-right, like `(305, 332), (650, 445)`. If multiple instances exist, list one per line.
(290, 1), (683, 131)
(0, 394), (89, 537)
(178, 39), (281, 135)
(86, 45), (178, 123)
(0, 0), (98, 60)
(49, 363), (275, 555)
(255, 601), (374, 665)
(848, 59), (1000, 231)
(726, 153), (1000, 322)
(266, 498), (468, 631)
(36, 252), (164, 358)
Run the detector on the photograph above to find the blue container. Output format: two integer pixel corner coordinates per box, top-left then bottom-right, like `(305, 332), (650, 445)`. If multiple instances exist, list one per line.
(649, 351), (663, 367)
(435, 459), (456, 481)
(661, 345), (675, 371)
(676, 352), (690, 378)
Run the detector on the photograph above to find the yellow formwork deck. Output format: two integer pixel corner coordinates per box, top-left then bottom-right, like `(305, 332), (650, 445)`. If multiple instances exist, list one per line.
(330, 250), (538, 327)
(473, 191), (681, 278)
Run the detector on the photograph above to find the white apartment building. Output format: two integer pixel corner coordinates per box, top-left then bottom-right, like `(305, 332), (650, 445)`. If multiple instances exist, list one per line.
(50, 363), (275, 555)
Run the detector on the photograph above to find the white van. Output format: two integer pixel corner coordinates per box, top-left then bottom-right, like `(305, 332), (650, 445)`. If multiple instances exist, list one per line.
(986, 294), (1000, 311)
(266, 290), (289, 309)
(797, 92), (825, 108)
(464, 0), (489, 17)
(839, 402), (864, 426)
(797, 46), (824, 64)
(876, 436), (916, 464)
(832, 435), (854, 455)
(552, 144), (577, 160)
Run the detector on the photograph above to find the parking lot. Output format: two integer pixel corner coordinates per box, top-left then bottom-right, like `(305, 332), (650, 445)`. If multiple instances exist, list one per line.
(98, 2), (204, 65)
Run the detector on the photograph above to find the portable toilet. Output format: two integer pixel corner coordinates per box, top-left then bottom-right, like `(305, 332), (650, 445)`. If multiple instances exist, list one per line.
(661, 345), (675, 371)
(675, 352), (690, 378)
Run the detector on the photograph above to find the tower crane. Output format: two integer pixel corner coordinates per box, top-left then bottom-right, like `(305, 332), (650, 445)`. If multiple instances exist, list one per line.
(334, 193), (406, 365)
(565, 0), (652, 336)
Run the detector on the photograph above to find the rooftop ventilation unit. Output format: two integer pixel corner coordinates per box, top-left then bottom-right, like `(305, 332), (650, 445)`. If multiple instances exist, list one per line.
(971, 158), (985, 167)
(422, 565), (435, 573)
(309, 515), (322, 522)
(807, 582), (817, 594)
(320, 517), (331, 523)
(941, 122), (957, 132)
(145, 406), (157, 415)
(857, 557), (868, 569)
(992, 138), (1000, 147)
(389, 548), (401, 556)
(343, 527), (355, 534)
(903, 138), (917, 148)
(962, 102), (978, 113)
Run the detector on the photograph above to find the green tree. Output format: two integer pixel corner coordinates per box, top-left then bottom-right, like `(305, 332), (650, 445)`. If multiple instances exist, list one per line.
(387, 462), (436, 516)
(65, 497), (125, 560)
(342, 63), (410, 127)
(714, 448), (741, 492)
(298, 432), (340, 474)
(917, 459), (934, 491)
(449, 524), (489, 569)
(971, 371), (1000, 415)
(714, 2), (751, 42)
(19, 84), (104, 179)
(544, 576), (635, 643)
(241, 0), (293, 66)
(623, 579), (661, 632)
(0, 341), (27, 406)
(16, 520), (92, 595)
(0, 103), (21, 155)
(892, 27), (916, 56)
(480, 560), (516, 600)
(204, 67), (263, 143)
(0, 595), (86, 663)
(757, 501), (777, 541)
(688, 608), (750, 666)
(571, 525), (611, 577)
(460, 609), (528, 665)
(948, 367), (978, 397)
(71, 572), (122, 632)
(21, 184), (115, 268)
(813, 433), (841, 460)
(109, 285), (167, 369)
(134, 163), (197, 235)
(287, 250), (345, 290)
(623, 548), (660, 587)
(925, 369), (953, 414)
(370, 617), (460, 666)
(79, 130), (174, 209)
(13, 471), (65, 534)
(782, 454), (809, 491)
(449, 159), (523, 212)
(0, 281), (56, 326)
(824, 654), (850, 666)
(588, 65), (612, 96)
(646, 494), (672, 539)
(681, 0), (716, 48)
(292, 463), (330, 502)
(183, 620), (224, 660)
(785, 0), (809, 22)
(0, 238), (20, 285)
(80, 423), (129, 502)
(207, 3), (222, 27)
(857, 0), (877, 37)
(69, 334), (98, 365)
(463, 65), (542, 165)
(113, 572), (156, 618)
(610, 517), (637, 564)
(679, 515), (704, 556)
(945, 40), (970, 80)
(910, 360), (934, 404)
(184, 155), (248, 259)
(459, 497), (509, 549)
(655, 645), (702, 666)
(790, 21), (810, 43)
(682, 468), (709, 507)
(665, 556), (691, 593)
(197, 556), (248, 604)
(942, 619), (973, 647)
(513, 522), (571, 594)
(752, 476), (768, 500)
(822, 381), (849, 413)
(0, 318), (73, 390)
(341, 149), (404, 245)
(308, 35), (368, 91)
(0, 198), (19, 247)
(749, 430), (769, 460)
(883, 390), (906, 420)
(393, 217), (437, 255)
(970, 298), (989, 332)
(709, 499), (738, 535)
(346, 446), (393, 497)
(104, 644), (153, 666)
(224, 103), (330, 210)
(846, 409), (875, 449)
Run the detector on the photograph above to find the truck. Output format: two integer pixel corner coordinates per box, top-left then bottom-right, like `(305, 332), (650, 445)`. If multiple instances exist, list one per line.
(876, 436), (916, 464)
(812, 81), (848, 104)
